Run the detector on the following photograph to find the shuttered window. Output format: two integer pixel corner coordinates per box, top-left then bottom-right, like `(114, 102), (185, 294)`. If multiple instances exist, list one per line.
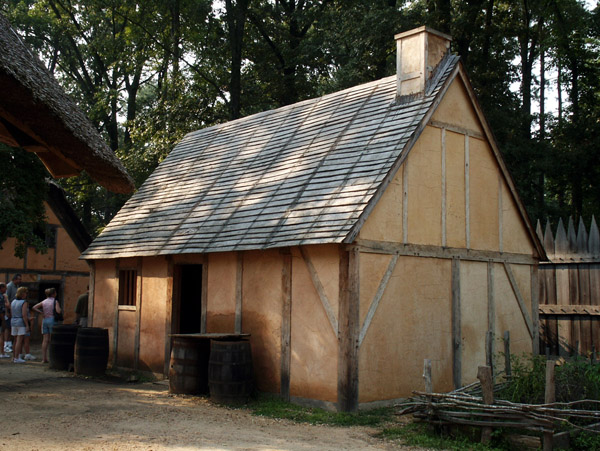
(118, 269), (137, 306)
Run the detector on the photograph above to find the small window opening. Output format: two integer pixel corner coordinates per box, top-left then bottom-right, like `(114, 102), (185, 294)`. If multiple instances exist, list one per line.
(118, 269), (137, 306)
(33, 224), (57, 248)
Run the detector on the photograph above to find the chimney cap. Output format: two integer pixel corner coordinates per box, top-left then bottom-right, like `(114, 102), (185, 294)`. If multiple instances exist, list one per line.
(394, 26), (452, 42)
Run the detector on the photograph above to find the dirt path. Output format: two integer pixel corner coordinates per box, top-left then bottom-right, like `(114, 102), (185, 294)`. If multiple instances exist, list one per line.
(0, 344), (420, 451)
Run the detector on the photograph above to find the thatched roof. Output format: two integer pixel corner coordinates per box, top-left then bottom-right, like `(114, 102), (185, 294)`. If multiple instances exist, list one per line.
(0, 14), (134, 194)
(82, 55), (463, 259)
(46, 180), (92, 253)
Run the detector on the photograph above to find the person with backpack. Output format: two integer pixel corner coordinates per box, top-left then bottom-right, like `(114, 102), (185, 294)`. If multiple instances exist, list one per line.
(32, 288), (62, 364)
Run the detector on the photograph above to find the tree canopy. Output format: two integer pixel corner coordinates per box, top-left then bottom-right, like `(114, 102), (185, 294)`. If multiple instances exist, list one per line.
(2, 0), (599, 245)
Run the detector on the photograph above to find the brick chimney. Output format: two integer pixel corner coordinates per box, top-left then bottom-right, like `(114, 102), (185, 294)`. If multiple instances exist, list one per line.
(395, 26), (452, 99)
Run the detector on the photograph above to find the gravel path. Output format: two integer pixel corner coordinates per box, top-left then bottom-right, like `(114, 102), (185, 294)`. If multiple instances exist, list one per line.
(0, 343), (421, 451)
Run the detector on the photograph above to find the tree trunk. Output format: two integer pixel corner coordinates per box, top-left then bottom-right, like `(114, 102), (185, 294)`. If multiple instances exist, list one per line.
(226, 0), (250, 120)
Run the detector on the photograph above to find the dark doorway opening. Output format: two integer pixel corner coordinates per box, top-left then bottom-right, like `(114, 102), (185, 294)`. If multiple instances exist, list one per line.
(173, 264), (203, 334)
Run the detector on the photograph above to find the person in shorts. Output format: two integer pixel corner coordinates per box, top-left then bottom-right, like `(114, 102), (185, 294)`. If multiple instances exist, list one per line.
(4, 273), (20, 353)
(10, 286), (30, 363)
(32, 288), (61, 364)
(0, 284), (9, 358)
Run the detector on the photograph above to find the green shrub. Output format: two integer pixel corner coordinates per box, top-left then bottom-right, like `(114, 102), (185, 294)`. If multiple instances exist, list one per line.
(498, 354), (600, 406)
(497, 353), (547, 404)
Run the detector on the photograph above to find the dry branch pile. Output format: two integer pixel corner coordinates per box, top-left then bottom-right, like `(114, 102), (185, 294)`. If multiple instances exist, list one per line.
(396, 386), (600, 436)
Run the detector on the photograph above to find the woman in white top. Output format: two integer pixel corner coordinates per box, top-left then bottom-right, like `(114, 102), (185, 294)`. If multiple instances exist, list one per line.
(32, 288), (62, 364)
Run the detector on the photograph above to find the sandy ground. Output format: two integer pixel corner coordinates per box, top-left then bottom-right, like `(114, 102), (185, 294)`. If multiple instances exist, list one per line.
(0, 342), (421, 451)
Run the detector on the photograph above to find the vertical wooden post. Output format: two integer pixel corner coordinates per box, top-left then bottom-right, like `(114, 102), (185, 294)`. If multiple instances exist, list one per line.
(504, 330), (511, 379)
(465, 135), (470, 249)
(113, 260), (120, 369)
(402, 163), (408, 244)
(544, 360), (556, 451)
(498, 174), (503, 253)
(487, 261), (495, 377)
(441, 128), (447, 248)
(477, 366), (494, 443)
(531, 265), (540, 355)
(338, 247), (359, 412)
(235, 251), (243, 334)
(134, 257), (143, 370)
(452, 258), (462, 389)
(164, 256), (174, 376)
(88, 261), (95, 327)
(280, 249), (292, 401)
(423, 359), (433, 401)
(486, 330), (494, 377)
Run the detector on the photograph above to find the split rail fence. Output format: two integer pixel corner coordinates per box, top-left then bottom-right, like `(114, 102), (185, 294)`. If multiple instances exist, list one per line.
(537, 216), (600, 357)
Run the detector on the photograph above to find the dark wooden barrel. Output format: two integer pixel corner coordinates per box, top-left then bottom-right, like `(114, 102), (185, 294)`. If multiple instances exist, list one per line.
(169, 337), (210, 394)
(49, 324), (79, 370)
(74, 327), (109, 377)
(208, 340), (253, 404)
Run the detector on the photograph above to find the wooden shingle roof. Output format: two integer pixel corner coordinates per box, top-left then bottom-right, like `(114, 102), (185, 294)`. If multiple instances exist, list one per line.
(82, 54), (460, 259)
(0, 14), (134, 194)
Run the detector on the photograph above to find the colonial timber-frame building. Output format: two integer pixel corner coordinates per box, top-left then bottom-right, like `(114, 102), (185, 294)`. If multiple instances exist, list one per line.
(82, 27), (545, 411)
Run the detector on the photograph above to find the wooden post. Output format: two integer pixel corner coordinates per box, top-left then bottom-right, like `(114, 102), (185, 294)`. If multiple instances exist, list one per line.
(280, 250), (292, 401)
(88, 261), (95, 327)
(338, 247), (359, 412)
(235, 251), (243, 334)
(133, 257), (143, 371)
(544, 360), (556, 451)
(531, 265), (540, 355)
(164, 256), (174, 377)
(486, 330), (494, 378)
(452, 258), (461, 389)
(423, 359), (433, 394)
(477, 366), (494, 444)
(113, 260), (120, 369)
(504, 331), (511, 380)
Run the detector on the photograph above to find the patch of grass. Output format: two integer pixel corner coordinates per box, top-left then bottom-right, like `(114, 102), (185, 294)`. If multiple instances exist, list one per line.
(378, 422), (507, 450)
(246, 394), (393, 426)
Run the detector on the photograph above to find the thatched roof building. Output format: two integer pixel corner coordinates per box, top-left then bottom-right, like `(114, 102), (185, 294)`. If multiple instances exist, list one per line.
(0, 14), (134, 194)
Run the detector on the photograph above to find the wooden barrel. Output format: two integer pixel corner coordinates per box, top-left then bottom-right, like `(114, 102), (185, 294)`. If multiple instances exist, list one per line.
(74, 327), (109, 377)
(49, 324), (78, 370)
(208, 340), (253, 404)
(169, 337), (210, 394)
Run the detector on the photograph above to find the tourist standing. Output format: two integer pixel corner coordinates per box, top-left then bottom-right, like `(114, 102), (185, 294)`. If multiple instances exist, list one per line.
(6, 273), (21, 302)
(10, 286), (29, 364)
(32, 288), (61, 363)
(4, 273), (20, 353)
(0, 284), (9, 358)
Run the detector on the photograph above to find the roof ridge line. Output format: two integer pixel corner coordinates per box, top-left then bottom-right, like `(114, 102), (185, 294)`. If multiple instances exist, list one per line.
(182, 76), (396, 141)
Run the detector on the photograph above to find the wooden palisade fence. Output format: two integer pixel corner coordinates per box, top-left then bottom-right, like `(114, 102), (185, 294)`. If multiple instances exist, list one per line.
(537, 216), (600, 357)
